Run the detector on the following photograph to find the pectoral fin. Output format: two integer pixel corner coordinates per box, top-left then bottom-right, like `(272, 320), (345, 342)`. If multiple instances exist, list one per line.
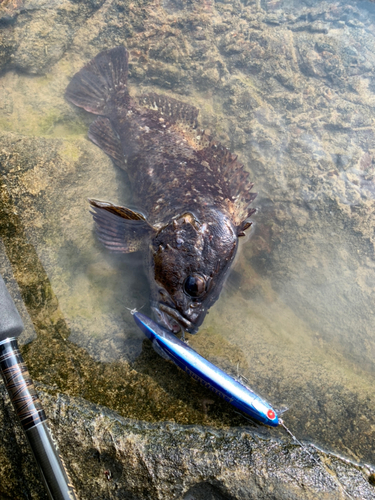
(89, 199), (156, 253)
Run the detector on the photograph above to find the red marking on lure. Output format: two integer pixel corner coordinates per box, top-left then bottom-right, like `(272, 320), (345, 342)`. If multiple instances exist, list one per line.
(267, 409), (276, 420)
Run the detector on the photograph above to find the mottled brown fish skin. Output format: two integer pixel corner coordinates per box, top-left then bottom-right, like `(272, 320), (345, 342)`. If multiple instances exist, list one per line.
(66, 46), (256, 334)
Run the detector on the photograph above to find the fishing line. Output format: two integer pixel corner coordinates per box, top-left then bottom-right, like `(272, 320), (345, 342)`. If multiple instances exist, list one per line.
(233, 365), (355, 497)
(278, 419), (354, 500)
(236, 380), (355, 499)
(236, 409), (355, 499)
(126, 304), (145, 315)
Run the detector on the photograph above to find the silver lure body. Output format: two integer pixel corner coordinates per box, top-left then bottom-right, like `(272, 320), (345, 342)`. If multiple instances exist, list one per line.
(133, 312), (279, 427)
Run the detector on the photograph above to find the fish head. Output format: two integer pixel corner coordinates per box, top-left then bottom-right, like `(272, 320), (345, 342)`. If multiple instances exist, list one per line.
(149, 210), (238, 334)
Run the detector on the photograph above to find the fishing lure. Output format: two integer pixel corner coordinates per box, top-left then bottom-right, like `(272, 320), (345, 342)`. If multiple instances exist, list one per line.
(133, 311), (356, 500)
(133, 311), (279, 427)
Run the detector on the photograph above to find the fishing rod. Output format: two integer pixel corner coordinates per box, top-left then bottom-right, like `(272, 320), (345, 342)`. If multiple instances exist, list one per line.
(133, 311), (355, 500)
(0, 273), (78, 500)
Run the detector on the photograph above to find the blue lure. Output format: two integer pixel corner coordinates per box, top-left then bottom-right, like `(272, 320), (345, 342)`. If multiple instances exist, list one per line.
(133, 312), (279, 427)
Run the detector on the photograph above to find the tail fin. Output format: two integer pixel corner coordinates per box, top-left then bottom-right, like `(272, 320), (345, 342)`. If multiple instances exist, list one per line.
(65, 46), (129, 115)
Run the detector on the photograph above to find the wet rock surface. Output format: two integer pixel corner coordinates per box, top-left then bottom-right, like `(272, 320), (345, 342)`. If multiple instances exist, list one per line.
(1, 0), (375, 497)
(1, 383), (375, 500)
(0, 0), (106, 74)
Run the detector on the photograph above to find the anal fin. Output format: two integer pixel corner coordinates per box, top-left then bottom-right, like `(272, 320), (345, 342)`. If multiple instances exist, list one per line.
(88, 117), (125, 168)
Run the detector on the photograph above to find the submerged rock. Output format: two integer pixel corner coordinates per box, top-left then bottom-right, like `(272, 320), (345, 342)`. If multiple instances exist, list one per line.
(0, 0), (107, 75)
(1, 384), (374, 500)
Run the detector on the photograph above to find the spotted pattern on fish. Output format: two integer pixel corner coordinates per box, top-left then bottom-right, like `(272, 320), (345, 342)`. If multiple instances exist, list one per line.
(66, 46), (256, 334)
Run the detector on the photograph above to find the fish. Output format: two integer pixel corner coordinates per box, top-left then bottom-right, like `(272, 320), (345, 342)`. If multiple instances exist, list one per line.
(133, 311), (279, 427)
(65, 46), (256, 335)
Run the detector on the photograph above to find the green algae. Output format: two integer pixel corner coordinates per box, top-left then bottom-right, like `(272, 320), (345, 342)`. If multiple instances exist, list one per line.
(0, 117), (13, 132)
(0, 105), (87, 138)
(51, 120), (87, 138)
(34, 111), (87, 138)
(38, 109), (64, 135)
(59, 142), (82, 161)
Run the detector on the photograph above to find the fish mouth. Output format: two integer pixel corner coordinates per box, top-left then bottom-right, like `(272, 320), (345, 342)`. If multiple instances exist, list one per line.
(151, 303), (198, 335)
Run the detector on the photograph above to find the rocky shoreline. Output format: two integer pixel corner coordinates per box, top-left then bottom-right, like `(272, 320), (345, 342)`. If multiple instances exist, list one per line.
(1, 384), (374, 499)
(1, 0), (375, 497)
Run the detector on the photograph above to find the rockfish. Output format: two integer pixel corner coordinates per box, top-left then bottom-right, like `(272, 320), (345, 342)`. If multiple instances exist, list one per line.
(65, 47), (256, 334)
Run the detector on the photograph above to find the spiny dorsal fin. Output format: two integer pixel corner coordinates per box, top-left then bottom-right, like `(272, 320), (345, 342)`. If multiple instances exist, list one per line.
(197, 141), (257, 227)
(88, 117), (125, 168)
(89, 199), (155, 253)
(139, 92), (199, 128)
(66, 46), (129, 115)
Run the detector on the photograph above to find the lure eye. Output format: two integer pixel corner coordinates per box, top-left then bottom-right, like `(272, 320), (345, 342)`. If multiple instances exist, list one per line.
(267, 409), (276, 420)
(184, 275), (206, 298)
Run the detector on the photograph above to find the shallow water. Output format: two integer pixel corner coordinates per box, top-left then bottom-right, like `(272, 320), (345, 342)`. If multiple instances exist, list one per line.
(0, 0), (374, 468)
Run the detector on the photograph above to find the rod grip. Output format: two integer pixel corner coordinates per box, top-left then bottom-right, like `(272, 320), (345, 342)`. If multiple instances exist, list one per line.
(0, 338), (78, 500)
(0, 337), (46, 430)
(0, 274), (24, 342)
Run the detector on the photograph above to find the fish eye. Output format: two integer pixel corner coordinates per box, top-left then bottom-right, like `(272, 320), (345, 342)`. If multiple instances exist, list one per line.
(184, 275), (206, 298)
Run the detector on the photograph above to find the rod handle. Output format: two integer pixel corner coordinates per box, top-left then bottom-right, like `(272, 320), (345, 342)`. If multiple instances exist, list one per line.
(0, 338), (78, 500)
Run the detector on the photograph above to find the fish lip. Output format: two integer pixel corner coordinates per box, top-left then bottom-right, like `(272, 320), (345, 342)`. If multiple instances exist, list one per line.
(151, 302), (199, 334)
(151, 305), (181, 334)
(158, 303), (193, 329)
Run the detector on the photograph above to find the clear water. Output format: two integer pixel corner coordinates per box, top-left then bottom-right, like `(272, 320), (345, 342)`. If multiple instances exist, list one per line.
(0, 0), (374, 467)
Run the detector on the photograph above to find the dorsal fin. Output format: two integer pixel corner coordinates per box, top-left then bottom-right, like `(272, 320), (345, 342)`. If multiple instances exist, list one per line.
(139, 92), (199, 128)
(197, 141), (257, 227)
(88, 117), (125, 168)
